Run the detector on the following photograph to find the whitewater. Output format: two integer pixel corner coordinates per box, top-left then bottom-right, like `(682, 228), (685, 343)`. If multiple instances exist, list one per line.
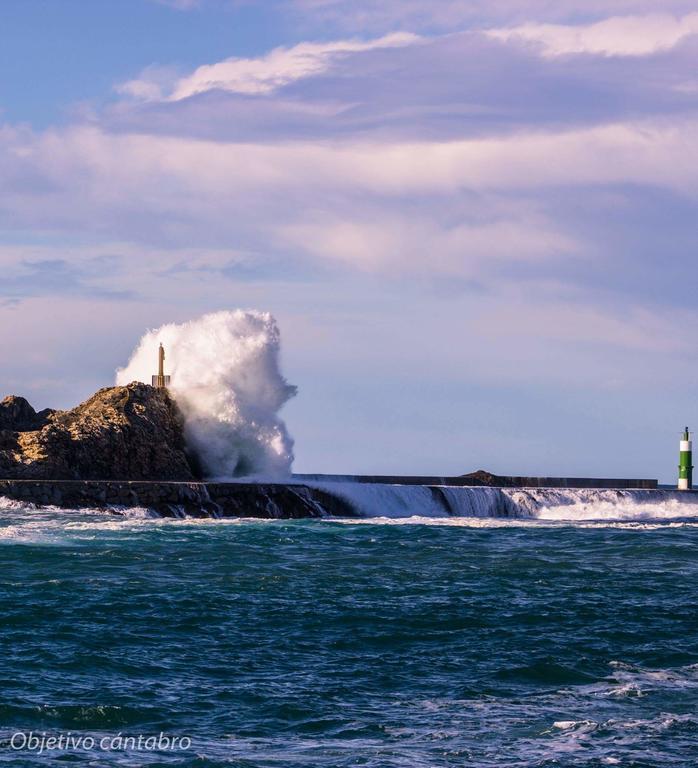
(2, 484), (698, 529)
(295, 482), (698, 523)
(116, 310), (297, 479)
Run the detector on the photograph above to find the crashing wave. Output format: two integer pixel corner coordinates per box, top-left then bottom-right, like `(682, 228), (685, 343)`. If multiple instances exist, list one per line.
(303, 482), (698, 521)
(116, 310), (296, 479)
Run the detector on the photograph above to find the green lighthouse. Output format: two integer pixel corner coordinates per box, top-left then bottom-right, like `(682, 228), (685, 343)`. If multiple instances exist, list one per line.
(679, 427), (693, 491)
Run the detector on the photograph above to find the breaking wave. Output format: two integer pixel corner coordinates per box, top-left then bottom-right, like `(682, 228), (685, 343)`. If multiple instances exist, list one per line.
(116, 310), (297, 479)
(4, 484), (698, 525)
(303, 482), (698, 522)
(5, 485), (698, 525)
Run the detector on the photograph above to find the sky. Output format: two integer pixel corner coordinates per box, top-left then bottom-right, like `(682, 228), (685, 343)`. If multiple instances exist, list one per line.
(1, 0), (697, 481)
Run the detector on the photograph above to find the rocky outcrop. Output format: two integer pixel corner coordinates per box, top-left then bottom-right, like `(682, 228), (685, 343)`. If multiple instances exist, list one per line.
(458, 470), (656, 489)
(0, 396), (54, 431)
(0, 383), (196, 481)
(459, 470), (502, 486)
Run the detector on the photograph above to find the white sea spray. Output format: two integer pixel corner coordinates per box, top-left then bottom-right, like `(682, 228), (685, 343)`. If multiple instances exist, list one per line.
(116, 310), (296, 479)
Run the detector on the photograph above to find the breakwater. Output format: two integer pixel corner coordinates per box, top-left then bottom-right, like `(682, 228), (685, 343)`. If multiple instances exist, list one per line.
(1, 476), (692, 521)
(294, 472), (658, 489)
(0, 480), (355, 519)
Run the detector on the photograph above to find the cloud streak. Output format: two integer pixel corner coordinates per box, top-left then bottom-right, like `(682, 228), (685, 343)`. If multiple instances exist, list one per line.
(3, 109), (698, 347)
(150, 0), (202, 9)
(487, 12), (698, 57)
(286, 0), (698, 32)
(119, 33), (420, 101)
(5, 118), (698, 207)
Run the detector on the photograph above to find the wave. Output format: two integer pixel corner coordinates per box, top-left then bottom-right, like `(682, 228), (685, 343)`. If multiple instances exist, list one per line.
(116, 310), (297, 479)
(2, 484), (698, 524)
(306, 482), (698, 522)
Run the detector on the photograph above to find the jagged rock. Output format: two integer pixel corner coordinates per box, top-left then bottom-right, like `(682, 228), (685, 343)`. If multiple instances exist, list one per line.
(0, 383), (196, 481)
(459, 469), (501, 486)
(0, 396), (54, 431)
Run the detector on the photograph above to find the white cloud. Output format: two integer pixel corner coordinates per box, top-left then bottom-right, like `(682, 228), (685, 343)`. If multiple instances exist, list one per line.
(478, 292), (688, 352)
(115, 65), (181, 101)
(487, 13), (698, 57)
(281, 211), (577, 275)
(3, 118), (698, 245)
(150, 0), (201, 9)
(119, 33), (420, 102)
(2, 114), (698, 353)
(288, 0), (698, 32)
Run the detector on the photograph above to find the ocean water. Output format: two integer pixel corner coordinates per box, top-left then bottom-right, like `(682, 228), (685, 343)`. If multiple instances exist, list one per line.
(1, 494), (698, 767)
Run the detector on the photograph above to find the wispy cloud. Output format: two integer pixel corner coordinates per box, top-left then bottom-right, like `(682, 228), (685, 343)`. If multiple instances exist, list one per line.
(286, 0), (698, 32)
(149, 0), (202, 9)
(118, 33), (420, 101)
(0, 256), (135, 302)
(487, 12), (698, 57)
(2, 116), (698, 294)
(106, 26), (698, 150)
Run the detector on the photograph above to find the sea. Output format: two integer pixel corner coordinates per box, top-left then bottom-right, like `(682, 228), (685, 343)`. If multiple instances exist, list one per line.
(1, 487), (698, 767)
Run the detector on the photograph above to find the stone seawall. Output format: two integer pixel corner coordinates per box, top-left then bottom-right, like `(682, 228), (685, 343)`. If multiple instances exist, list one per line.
(294, 473), (658, 489)
(0, 477), (670, 519)
(0, 480), (355, 518)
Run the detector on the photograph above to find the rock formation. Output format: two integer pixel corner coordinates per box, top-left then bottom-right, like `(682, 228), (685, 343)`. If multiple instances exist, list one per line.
(0, 383), (196, 481)
(0, 396), (54, 432)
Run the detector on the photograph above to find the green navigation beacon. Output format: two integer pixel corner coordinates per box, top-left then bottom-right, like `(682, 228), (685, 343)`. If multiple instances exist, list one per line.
(679, 427), (693, 491)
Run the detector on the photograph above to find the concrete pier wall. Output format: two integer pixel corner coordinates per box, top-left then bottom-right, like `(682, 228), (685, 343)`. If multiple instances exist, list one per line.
(0, 479), (354, 518)
(293, 474), (658, 490)
(0, 475), (662, 519)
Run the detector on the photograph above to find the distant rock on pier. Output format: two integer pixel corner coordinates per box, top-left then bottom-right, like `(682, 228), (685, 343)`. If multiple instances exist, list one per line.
(0, 383), (196, 481)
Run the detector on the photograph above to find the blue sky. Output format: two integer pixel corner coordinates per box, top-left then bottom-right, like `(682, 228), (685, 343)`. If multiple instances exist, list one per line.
(1, 0), (697, 481)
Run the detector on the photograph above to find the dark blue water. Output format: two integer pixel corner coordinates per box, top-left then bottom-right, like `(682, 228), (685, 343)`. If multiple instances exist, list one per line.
(1, 506), (697, 766)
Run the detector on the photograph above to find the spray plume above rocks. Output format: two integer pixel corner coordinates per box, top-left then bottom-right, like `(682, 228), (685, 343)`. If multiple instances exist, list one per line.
(116, 310), (297, 479)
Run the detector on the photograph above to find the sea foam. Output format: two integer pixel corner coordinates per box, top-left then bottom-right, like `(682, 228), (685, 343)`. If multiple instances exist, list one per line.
(302, 482), (698, 523)
(116, 310), (297, 479)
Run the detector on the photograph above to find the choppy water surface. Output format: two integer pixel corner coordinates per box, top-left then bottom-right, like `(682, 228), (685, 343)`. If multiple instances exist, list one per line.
(0, 501), (697, 766)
